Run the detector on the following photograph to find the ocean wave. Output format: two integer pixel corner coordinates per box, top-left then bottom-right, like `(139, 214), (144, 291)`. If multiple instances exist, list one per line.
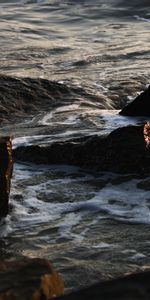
(134, 15), (150, 22)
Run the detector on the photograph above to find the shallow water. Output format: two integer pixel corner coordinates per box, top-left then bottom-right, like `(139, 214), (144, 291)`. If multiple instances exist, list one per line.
(0, 0), (150, 293)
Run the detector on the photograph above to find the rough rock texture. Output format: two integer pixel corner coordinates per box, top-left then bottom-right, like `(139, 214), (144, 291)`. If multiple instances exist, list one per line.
(0, 136), (13, 218)
(14, 124), (150, 174)
(119, 85), (150, 116)
(0, 75), (109, 123)
(0, 258), (64, 300)
(57, 270), (150, 300)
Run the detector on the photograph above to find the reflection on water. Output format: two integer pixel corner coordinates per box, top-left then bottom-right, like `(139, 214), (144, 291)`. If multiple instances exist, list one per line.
(0, 0), (149, 95)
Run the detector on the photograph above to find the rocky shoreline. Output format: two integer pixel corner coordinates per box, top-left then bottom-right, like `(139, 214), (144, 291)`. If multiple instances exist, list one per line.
(0, 77), (150, 299)
(13, 124), (150, 174)
(12, 83), (150, 174)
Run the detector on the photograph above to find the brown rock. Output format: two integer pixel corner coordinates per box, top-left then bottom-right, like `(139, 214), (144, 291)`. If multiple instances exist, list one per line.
(0, 136), (13, 218)
(0, 258), (64, 300)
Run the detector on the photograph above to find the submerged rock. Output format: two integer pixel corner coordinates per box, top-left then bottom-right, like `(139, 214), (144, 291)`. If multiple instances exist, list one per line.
(14, 124), (150, 174)
(0, 136), (13, 218)
(0, 258), (64, 300)
(119, 85), (150, 116)
(0, 75), (109, 123)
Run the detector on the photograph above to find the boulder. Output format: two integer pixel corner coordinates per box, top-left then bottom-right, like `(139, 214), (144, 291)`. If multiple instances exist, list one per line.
(0, 136), (13, 218)
(119, 85), (150, 116)
(0, 258), (64, 300)
(13, 124), (150, 174)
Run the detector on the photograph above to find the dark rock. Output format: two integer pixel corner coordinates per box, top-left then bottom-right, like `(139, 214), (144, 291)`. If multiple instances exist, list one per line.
(0, 258), (64, 300)
(0, 137), (13, 218)
(119, 85), (150, 116)
(57, 270), (150, 300)
(14, 124), (150, 174)
(0, 75), (108, 123)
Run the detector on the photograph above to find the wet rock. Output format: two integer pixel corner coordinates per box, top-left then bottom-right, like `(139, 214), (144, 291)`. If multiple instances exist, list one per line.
(0, 75), (108, 123)
(14, 124), (150, 174)
(119, 85), (150, 116)
(0, 136), (13, 218)
(0, 258), (64, 300)
(57, 270), (150, 300)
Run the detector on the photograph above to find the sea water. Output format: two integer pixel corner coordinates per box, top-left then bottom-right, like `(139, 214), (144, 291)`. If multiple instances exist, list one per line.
(0, 0), (150, 292)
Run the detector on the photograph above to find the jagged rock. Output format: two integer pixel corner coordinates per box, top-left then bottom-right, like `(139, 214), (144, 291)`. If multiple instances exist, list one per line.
(119, 85), (150, 116)
(57, 270), (150, 300)
(0, 136), (13, 218)
(0, 258), (64, 300)
(13, 124), (150, 174)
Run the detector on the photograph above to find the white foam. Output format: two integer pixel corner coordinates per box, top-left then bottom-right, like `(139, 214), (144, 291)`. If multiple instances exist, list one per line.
(9, 170), (150, 240)
(89, 180), (150, 224)
(38, 104), (80, 126)
(99, 110), (148, 134)
(134, 15), (150, 22)
(121, 249), (146, 261)
(131, 253), (146, 260)
(94, 82), (108, 93)
(13, 109), (148, 150)
(13, 135), (51, 149)
(122, 249), (136, 254)
(0, 216), (13, 238)
(92, 242), (116, 249)
(58, 212), (83, 241)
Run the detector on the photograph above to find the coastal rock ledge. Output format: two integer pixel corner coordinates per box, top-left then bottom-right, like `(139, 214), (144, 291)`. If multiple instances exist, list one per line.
(14, 124), (150, 174)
